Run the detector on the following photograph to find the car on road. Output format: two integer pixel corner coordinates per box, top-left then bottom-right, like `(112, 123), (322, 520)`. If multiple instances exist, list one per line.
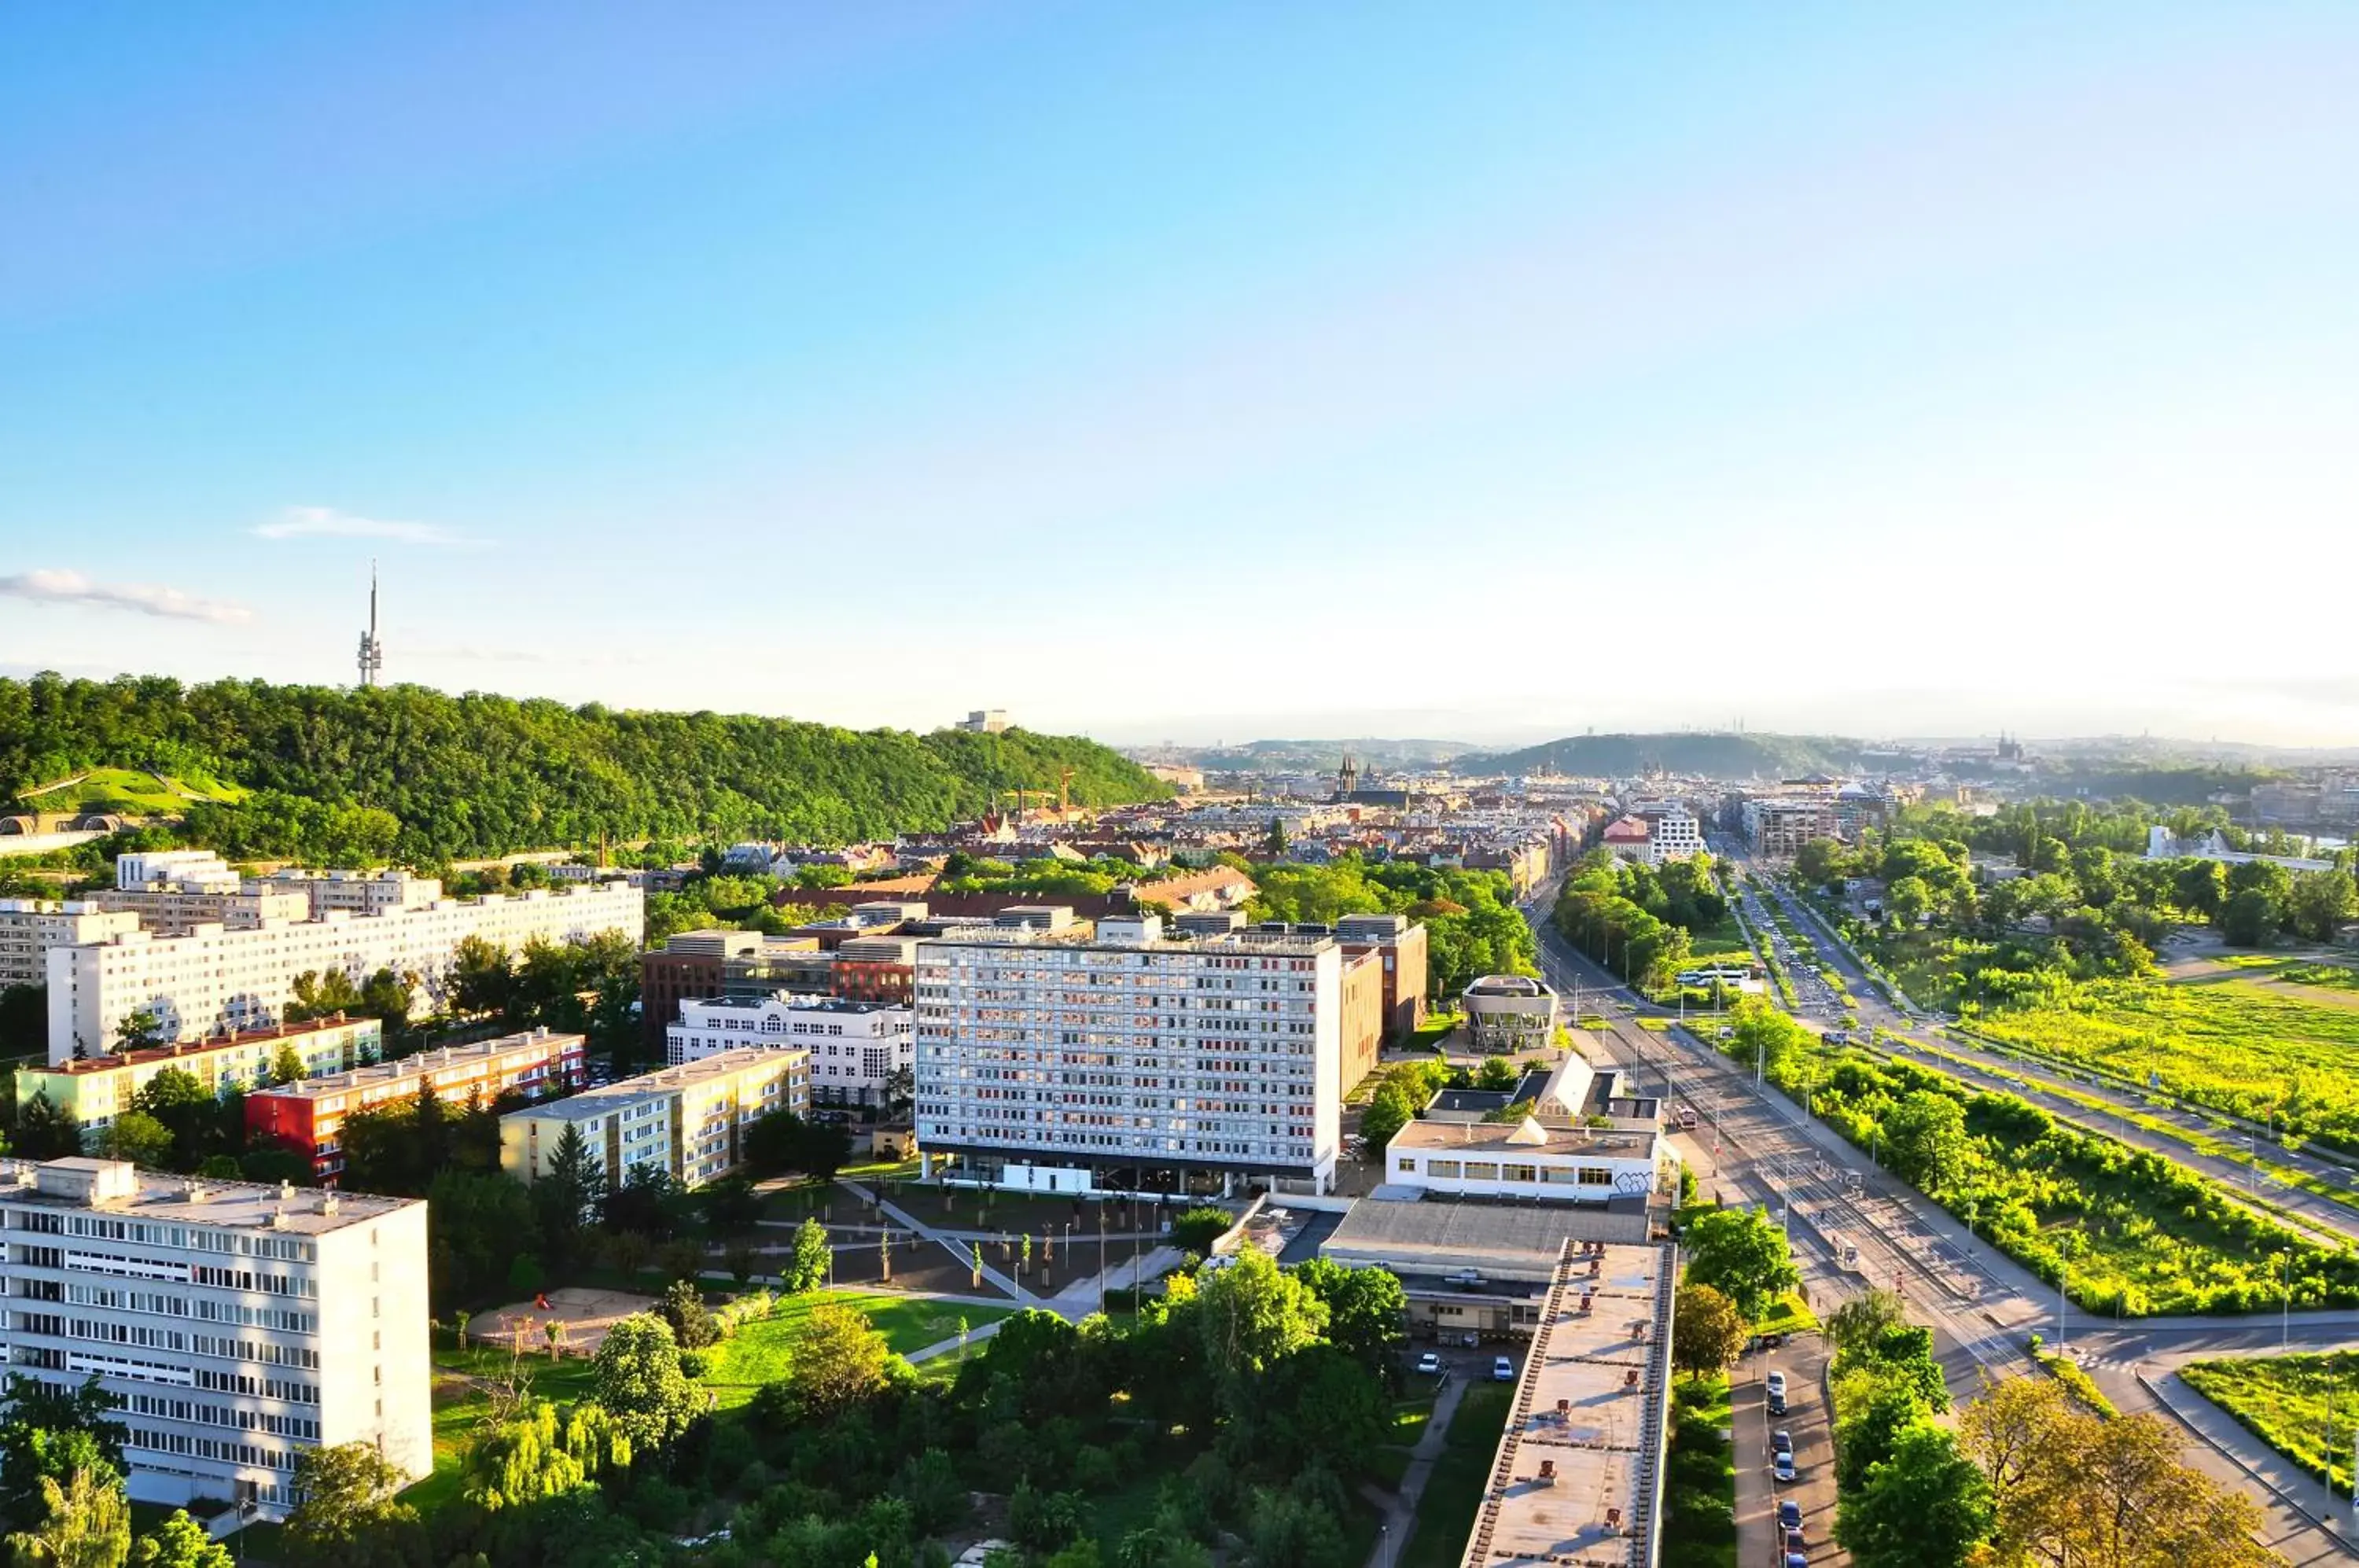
(1771, 1429), (1793, 1456)
(1765, 1371), (1787, 1415)
(1773, 1450), (1797, 1482)
(1415, 1352), (1442, 1378)
(1492, 1356), (1516, 1382)
(1778, 1500), (1801, 1533)
(1784, 1551), (1808, 1568)
(1785, 1527), (1808, 1553)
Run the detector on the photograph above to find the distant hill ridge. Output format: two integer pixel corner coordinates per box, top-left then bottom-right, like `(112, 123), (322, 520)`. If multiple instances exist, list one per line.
(0, 673), (1170, 863)
(1469, 732), (1867, 779)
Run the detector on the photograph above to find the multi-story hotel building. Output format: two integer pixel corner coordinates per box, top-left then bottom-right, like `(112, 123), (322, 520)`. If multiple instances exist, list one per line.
(0, 1156), (431, 1518)
(17, 1016), (384, 1143)
(0, 899), (142, 990)
(913, 912), (1346, 1195)
(499, 1048), (808, 1193)
(46, 879), (642, 1060)
(246, 1029), (586, 1183)
(668, 993), (913, 1107)
(1741, 797), (1840, 859)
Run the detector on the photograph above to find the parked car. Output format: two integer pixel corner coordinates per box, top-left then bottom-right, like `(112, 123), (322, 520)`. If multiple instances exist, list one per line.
(1766, 1371), (1788, 1415)
(1784, 1554), (1807, 1568)
(1492, 1356), (1516, 1382)
(1416, 1352), (1442, 1378)
(1771, 1430), (1794, 1456)
(1773, 1451), (1798, 1483)
(1778, 1500), (1801, 1533)
(1785, 1528), (1808, 1555)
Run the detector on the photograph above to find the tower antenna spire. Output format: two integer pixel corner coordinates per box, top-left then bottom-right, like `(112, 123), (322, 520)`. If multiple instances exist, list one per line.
(356, 558), (385, 687)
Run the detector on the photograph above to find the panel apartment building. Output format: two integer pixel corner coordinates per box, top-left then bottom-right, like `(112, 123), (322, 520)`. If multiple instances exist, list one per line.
(0, 1157), (432, 1518)
(0, 899), (142, 990)
(17, 1015), (384, 1143)
(46, 879), (642, 1060)
(500, 1048), (808, 1193)
(667, 993), (914, 1109)
(913, 912), (1347, 1196)
(246, 1029), (585, 1184)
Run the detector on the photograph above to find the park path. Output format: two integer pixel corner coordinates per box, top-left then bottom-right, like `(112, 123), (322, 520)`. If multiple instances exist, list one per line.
(843, 1178), (1033, 1303)
(1367, 1374), (1467, 1568)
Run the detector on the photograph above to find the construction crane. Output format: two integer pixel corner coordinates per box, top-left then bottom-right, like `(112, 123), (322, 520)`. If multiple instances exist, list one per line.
(1058, 766), (1076, 815)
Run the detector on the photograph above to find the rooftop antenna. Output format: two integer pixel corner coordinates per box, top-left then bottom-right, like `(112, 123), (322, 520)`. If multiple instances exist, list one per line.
(356, 558), (384, 688)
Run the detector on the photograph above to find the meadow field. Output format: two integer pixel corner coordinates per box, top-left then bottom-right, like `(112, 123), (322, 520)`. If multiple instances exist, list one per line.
(2181, 1350), (2359, 1497)
(1974, 967), (2359, 1152)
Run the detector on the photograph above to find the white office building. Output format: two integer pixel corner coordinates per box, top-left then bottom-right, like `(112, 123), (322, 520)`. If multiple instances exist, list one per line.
(0, 1157), (431, 1518)
(46, 881), (643, 1061)
(668, 993), (913, 1108)
(914, 912), (1345, 1194)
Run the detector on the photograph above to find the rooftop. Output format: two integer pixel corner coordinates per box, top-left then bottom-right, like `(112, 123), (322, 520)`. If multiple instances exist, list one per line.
(1458, 1240), (1674, 1567)
(1321, 1195), (1654, 1281)
(248, 1027), (581, 1101)
(503, 1048), (795, 1122)
(28, 1013), (380, 1077)
(681, 993), (906, 1017)
(1392, 1116), (1658, 1161)
(0, 1156), (414, 1234)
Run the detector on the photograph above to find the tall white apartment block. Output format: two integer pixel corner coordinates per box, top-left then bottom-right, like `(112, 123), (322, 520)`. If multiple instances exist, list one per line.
(0, 900), (143, 990)
(668, 994), (914, 1107)
(0, 1158), (431, 1518)
(913, 913), (1345, 1195)
(46, 881), (643, 1061)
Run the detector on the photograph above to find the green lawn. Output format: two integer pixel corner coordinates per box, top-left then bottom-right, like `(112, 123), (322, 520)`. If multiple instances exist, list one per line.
(2181, 1351), (2358, 1496)
(410, 1342), (600, 1514)
(412, 1290), (1018, 1512)
(1662, 1375), (1736, 1568)
(702, 1292), (1015, 1408)
(1400, 1382), (1513, 1568)
(1754, 1292), (1818, 1338)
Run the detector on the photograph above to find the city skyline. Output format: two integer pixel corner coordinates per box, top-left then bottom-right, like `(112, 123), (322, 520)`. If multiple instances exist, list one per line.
(6, 4), (2358, 745)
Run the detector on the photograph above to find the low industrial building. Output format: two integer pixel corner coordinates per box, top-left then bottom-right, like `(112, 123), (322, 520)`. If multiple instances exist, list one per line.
(1456, 1239), (1676, 1567)
(1385, 1115), (1669, 1204)
(0, 1156), (432, 1519)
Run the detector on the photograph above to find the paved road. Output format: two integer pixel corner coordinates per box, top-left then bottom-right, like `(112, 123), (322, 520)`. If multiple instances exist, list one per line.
(1524, 864), (2359, 1566)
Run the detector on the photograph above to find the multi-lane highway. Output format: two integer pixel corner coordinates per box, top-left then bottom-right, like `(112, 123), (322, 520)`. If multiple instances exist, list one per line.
(1518, 863), (2359, 1565)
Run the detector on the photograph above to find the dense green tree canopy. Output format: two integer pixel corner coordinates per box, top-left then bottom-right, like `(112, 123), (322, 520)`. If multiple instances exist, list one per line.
(0, 673), (1170, 863)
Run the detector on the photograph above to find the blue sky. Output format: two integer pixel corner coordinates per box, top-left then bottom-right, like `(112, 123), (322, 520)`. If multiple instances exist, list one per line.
(4, 3), (2356, 745)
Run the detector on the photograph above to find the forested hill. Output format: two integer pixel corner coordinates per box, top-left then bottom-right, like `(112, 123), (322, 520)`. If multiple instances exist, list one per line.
(1472, 731), (1865, 779)
(0, 674), (1170, 863)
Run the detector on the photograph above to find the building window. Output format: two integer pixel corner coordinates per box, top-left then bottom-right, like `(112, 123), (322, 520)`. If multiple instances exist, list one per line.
(1426, 1159), (1461, 1178)
(1395, 1157), (1416, 1174)
(1501, 1163), (1537, 1183)
(1577, 1166), (1613, 1186)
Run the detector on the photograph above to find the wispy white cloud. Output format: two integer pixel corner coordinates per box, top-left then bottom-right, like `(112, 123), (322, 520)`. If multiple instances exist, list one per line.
(0, 569), (253, 624)
(253, 505), (481, 547)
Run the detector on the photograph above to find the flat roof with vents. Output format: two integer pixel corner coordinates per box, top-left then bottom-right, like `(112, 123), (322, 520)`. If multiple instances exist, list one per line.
(1458, 1239), (1675, 1568)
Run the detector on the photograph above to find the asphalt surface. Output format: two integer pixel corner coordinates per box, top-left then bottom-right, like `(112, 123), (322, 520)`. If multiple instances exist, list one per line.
(1521, 856), (2359, 1566)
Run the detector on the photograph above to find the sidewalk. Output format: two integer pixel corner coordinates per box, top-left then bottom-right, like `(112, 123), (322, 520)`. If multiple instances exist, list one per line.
(2142, 1366), (2352, 1548)
(1366, 1374), (1467, 1568)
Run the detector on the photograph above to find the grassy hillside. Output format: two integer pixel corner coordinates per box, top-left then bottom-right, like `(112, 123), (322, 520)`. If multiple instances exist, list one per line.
(1472, 731), (1864, 779)
(11, 764), (248, 817)
(0, 673), (1169, 864)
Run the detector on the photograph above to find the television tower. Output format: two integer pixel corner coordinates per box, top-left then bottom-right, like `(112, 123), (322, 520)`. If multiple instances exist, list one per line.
(356, 560), (384, 687)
